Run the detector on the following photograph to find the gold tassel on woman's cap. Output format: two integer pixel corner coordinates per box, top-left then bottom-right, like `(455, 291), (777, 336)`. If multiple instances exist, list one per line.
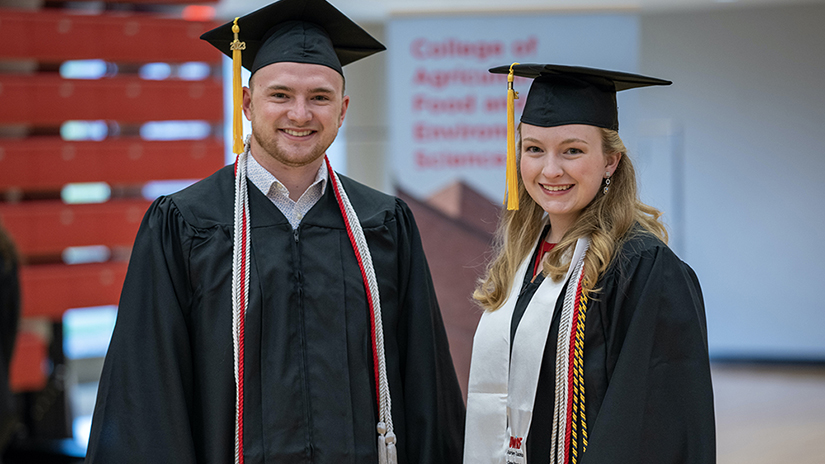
(505, 62), (520, 210)
(230, 18), (246, 155)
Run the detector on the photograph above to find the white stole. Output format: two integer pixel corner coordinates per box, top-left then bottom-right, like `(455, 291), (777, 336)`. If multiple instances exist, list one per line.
(464, 237), (589, 464)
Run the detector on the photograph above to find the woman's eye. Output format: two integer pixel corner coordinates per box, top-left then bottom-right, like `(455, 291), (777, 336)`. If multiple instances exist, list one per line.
(524, 145), (542, 153)
(565, 147), (584, 155)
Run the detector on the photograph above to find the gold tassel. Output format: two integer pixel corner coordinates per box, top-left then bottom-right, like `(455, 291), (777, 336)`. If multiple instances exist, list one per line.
(230, 18), (246, 155)
(505, 62), (520, 210)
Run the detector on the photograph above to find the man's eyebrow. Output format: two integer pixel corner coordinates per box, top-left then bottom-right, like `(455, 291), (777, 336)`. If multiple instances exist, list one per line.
(309, 86), (336, 94)
(262, 85), (336, 94)
(264, 84), (291, 92)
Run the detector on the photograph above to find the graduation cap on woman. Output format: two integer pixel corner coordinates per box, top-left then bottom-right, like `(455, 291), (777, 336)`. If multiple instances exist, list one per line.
(488, 63), (671, 210)
(200, 0), (385, 154)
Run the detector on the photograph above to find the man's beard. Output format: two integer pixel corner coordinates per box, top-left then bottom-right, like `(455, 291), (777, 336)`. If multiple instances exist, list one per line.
(252, 122), (327, 167)
(249, 119), (336, 169)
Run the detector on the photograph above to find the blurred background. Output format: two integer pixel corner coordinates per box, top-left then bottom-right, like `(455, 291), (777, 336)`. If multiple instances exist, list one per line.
(0, 0), (823, 462)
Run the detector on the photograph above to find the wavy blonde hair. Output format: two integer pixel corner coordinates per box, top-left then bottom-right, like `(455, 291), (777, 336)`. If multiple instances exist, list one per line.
(473, 127), (667, 311)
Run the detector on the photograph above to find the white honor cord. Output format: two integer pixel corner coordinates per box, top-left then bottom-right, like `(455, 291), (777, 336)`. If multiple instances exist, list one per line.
(464, 236), (590, 464)
(232, 146), (251, 464)
(231, 151), (395, 464)
(327, 162), (396, 464)
(550, 240), (588, 464)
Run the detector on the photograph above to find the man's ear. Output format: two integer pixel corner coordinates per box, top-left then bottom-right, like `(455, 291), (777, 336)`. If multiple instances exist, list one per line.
(338, 95), (350, 127)
(242, 86), (253, 121)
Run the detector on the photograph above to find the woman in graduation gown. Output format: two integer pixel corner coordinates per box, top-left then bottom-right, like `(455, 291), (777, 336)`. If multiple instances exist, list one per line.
(463, 64), (715, 464)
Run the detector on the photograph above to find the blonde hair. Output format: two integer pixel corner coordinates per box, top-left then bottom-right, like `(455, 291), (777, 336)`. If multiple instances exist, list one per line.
(473, 127), (667, 311)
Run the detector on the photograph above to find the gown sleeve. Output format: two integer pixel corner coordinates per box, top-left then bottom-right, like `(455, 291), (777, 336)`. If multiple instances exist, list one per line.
(393, 199), (466, 464)
(581, 239), (716, 464)
(85, 197), (198, 463)
(1, 243), (20, 444)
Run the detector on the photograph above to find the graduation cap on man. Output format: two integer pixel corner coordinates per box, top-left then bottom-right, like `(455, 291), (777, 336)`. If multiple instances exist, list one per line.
(201, 0), (385, 154)
(201, 2), (396, 463)
(488, 63), (672, 210)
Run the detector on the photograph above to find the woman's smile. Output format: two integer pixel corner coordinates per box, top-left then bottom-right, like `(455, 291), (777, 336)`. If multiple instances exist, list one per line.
(540, 183), (573, 193)
(520, 123), (620, 238)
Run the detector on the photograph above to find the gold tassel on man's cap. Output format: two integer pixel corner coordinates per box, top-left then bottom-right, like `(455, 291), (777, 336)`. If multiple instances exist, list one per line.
(230, 18), (246, 155)
(505, 62), (520, 210)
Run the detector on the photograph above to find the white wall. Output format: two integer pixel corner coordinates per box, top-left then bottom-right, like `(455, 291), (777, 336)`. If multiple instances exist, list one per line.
(638, 4), (825, 359)
(341, 23), (393, 193)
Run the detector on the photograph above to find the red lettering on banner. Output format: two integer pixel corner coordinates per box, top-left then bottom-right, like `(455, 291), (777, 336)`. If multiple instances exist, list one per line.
(511, 36), (538, 56)
(413, 67), (507, 89)
(412, 94), (476, 114)
(410, 38), (504, 61)
(415, 150), (505, 169)
(413, 123), (507, 141)
(509, 436), (523, 449)
(483, 95), (528, 113)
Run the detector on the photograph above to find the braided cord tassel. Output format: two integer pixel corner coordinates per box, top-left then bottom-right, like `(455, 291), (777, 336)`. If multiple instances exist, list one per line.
(504, 62), (520, 210)
(551, 275), (575, 462)
(570, 277), (588, 463)
(325, 157), (396, 464)
(573, 292), (587, 458)
(231, 145), (251, 464)
(566, 292), (580, 463)
(563, 259), (585, 464)
(230, 18), (246, 155)
(230, 153), (394, 463)
(550, 243), (589, 464)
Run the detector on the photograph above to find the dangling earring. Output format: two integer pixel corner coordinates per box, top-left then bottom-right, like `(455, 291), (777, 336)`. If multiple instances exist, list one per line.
(603, 171), (611, 195)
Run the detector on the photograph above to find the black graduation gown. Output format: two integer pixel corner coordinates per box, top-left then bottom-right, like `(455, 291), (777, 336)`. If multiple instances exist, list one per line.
(512, 230), (715, 464)
(86, 165), (465, 463)
(1, 242), (20, 447)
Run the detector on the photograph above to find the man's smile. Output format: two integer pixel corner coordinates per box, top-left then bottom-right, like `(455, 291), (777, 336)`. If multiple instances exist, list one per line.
(282, 128), (314, 137)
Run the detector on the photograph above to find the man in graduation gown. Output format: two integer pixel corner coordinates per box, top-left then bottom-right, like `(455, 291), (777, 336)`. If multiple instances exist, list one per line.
(85, 1), (465, 462)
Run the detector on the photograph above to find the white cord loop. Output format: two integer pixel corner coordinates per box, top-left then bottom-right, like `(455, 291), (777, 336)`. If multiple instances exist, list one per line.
(549, 243), (589, 464)
(231, 148), (395, 464)
(232, 140), (252, 464)
(327, 164), (396, 463)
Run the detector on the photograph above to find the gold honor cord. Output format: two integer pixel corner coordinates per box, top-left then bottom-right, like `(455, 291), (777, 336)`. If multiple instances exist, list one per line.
(230, 18), (246, 155)
(571, 292), (589, 463)
(505, 62), (520, 210)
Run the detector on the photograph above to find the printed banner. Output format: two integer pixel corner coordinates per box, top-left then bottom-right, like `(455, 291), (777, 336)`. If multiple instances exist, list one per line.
(388, 12), (640, 201)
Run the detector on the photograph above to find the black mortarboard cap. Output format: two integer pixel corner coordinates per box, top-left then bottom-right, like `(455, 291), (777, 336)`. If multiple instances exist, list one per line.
(201, 0), (385, 155)
(490, 63), (671, 210)
(488, 63), (671, 131)
(200, 0), (386, 76)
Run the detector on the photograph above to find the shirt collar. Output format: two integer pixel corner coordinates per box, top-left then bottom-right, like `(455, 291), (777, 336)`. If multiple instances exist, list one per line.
(246, 153), (328, 199)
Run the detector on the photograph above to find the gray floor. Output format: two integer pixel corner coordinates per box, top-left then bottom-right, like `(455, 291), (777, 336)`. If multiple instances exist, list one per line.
(713, 363), (825, 464)
(62, 362), (825, 462)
